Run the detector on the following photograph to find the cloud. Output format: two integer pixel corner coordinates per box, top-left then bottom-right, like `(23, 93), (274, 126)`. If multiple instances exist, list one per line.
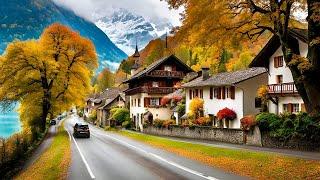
(53, 0), (183, 26)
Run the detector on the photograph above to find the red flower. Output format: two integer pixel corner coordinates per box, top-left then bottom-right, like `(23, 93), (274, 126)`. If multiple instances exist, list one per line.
(160, 96), (171, 106)
(217, 108), (237, 120)
(240, 115), (256, 131)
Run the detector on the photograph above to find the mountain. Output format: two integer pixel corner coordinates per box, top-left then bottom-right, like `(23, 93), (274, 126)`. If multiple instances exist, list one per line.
(0, 0), (127, 72)
(95, 8), (173, 55)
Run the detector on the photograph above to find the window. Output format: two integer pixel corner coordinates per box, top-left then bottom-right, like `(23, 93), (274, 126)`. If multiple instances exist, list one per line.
(199, 89), (203, 98)
(255, 98), (262, 108)
(276, 75), (283, 84)
(283, 103), (299, 113)
(222, 87), (226, 99)
(164, 65), (172, 71)
(138, 99), (141, 107)
(209, 87), (213, 99)
(195, 89), (199, 97)
(214, 88), (218, 98)
(152, 81), (159, 87)
(189, 89), (192, 100)
(134, 99), (137, 107)
(150, 98), (159, 106)
(274, 56), (284, 68)
(230, 86), (235, 99)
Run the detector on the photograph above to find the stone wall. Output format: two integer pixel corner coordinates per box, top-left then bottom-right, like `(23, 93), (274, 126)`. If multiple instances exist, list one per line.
(144, 125), (245, 144)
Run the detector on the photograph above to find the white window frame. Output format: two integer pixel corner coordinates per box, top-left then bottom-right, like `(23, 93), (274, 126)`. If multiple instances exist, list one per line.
(150, 98), (159, 106)
(164, 65), (172, 71)
(152, 81), (159, 87)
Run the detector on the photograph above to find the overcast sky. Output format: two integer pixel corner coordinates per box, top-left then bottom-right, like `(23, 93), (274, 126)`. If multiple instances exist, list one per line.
(53, 0), (183, 26)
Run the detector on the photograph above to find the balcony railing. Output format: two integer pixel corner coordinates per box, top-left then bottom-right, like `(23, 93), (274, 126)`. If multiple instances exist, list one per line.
(125, 86), (178, 95)
(147, 70), (185, 78)
(268, 82), (298, 95)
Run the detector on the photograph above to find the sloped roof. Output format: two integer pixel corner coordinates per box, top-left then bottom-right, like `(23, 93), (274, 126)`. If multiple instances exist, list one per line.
(183, 67), (267, 88)
(123, 54), (194, 83)
(249, 28), (308, 68)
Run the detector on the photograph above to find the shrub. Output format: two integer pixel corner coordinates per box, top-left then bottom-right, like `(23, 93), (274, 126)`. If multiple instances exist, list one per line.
(122, 121), (132, 129)
(217, 108), (237, 120)
(177, 103), (186, 118)
(256, 112), (281, 131)
(160, 96), (171, 106)
(163, 120), (175, 128)
(153, 119), (164, 128)
(194, 117), (211, 126)
(88, 110), (97, 123)
(172, 95), (183, 103)
(188, 98), (204, 118)
(240, 115), (256, 131)
(111, 108), (130, 125)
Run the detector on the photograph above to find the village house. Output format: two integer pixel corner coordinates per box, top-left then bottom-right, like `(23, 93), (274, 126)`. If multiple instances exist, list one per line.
(249, 28), (307, 114)
(183, 67), (268, 129)
(123, 46), (194, 131)
(84, 88), (125, 126)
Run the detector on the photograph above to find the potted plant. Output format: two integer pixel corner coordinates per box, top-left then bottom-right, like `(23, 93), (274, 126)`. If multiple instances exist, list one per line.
(217, 108), (237, 128)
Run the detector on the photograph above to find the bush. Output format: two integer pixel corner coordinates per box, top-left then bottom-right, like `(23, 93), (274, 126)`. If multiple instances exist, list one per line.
(88, 110), (97, 123)
(240, 115), (256, 131)
(160, 96), (171, 106)
(110, 108), (130, 125)
(122, 121), (132, 129)
(256, 113), (281, 131)
(153, 119), (164, 128)
(217, 108), (237, 121)
(193, 117), (211, 126)
(163, 120), (175, 128)
(177, 103), (185, 118)
(256, 112), (320, 141)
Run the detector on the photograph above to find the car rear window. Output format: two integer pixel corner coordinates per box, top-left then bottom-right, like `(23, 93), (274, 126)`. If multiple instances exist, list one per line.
(79, 125), (89, 129)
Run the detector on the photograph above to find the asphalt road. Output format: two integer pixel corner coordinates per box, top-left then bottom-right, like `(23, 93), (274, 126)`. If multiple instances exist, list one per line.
(65, 115), (246, 180)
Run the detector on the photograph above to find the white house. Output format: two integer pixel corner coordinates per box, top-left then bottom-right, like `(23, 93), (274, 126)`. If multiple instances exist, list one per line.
(249, 28), (307, 114)
(183, 67), (268, 129)
(123, 47), (194, 131)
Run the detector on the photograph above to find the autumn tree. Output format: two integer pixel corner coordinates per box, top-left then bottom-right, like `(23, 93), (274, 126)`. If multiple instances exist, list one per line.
(0, 23), (98, 131)
(164, 0), (320, 114)
(94, 68), (115, 93)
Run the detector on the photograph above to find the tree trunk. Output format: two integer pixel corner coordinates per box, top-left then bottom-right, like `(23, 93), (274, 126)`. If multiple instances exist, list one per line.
(304, 0), (320, 115)
(41, 95), (50, 132)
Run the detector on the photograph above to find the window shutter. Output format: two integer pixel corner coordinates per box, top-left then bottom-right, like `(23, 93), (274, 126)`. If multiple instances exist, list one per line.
(210, 87), (213, 99)
(288, 103), (293, 113)
(158, 98), (162, 106)
(301, 103), (306, 112)
(279, 56), (283, 67)
(274, 57), (278, 68)
(222, 86), (226, 99)
(189, 89), (192, 100)
(217, 87), (221, 99)
(230, 86), (235, 99)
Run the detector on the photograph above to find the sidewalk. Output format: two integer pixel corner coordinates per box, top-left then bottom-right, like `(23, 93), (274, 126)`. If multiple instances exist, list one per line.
(128, 131), (320, 161)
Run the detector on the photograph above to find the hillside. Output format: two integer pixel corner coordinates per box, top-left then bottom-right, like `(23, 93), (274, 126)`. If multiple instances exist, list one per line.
(0, 0), (127, 72)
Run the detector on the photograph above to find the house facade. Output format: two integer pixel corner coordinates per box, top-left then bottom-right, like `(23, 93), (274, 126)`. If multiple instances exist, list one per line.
(183, 67), (268, 129)
(124, 53), (194, 131)
(84, 88), (125, 126)
(249, 29), (307, 114)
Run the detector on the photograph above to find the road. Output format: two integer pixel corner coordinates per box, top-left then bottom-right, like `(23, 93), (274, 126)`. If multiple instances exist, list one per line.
(64, 115), (246, 180)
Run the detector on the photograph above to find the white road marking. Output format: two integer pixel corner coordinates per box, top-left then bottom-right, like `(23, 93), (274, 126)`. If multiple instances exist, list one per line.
(93, 130), (219, 180)
(67, 123), (96, 179)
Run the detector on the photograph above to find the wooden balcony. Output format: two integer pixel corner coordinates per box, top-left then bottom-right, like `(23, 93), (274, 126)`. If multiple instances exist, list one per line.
(147, 70), (185, 78)
(268, 82), (299, 95)
(125, 86), (178, 95)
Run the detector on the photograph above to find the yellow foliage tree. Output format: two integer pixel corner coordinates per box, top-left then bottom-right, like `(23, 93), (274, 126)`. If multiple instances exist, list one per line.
(188, 98), (204, 119)
(0, 23), (98, 131)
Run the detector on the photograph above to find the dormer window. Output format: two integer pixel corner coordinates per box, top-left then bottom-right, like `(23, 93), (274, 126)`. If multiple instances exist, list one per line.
(164, 65), (172, 71)
(274, 56), (284, 68)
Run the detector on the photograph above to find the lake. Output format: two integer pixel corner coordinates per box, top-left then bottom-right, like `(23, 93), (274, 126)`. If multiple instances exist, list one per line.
(0, 111), (21, 139)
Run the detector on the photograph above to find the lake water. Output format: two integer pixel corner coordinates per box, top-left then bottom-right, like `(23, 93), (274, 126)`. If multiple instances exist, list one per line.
(0, 111), (21, 139)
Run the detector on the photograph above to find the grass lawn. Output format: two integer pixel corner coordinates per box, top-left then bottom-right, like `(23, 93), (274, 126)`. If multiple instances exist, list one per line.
(118, 131), (320, 179)
(16, 122), (71, 180)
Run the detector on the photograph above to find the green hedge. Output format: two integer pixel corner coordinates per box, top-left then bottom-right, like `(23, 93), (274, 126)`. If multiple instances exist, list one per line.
(256, 112), (320, 141)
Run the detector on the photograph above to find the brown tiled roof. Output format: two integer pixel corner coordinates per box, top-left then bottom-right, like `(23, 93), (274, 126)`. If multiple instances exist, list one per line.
(183, 67), (267, 88)
(123, 54), (194, 83)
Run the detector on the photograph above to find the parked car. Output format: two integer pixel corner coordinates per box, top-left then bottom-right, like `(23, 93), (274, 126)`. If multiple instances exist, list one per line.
(50, 119), (56, 125)
(73, 123), (90, 138)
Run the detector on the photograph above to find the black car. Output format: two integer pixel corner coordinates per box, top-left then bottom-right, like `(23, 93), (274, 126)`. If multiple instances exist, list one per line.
(50, 119), (56, 125)
(73, 123), (90, 138)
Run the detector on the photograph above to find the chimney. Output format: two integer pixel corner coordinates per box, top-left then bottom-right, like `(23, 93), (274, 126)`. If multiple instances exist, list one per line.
(201, 67), (210, 80)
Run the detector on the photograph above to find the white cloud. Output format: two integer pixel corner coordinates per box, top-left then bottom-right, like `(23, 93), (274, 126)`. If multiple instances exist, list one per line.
(53, 0), (183, 26)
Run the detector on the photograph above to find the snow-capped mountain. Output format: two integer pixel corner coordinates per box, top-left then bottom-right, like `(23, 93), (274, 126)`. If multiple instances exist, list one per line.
(94, 8), (173, 55)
